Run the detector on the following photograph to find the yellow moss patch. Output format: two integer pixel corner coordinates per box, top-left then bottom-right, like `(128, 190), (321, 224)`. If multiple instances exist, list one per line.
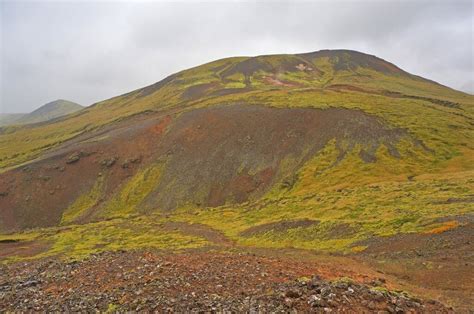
(99, 163), (163, 218)
(350, 245), (367, 253)
(61, 176), (105, 225)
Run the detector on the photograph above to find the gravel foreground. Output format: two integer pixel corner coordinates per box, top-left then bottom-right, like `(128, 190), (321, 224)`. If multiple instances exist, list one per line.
(0, 250), (453, 312)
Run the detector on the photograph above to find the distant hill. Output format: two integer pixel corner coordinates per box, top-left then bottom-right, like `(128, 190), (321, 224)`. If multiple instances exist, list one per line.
(0, 113), (25, 126)
(0, 99), (83, 126)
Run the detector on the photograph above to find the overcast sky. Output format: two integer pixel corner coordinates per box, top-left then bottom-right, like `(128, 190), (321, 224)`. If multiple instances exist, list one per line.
(0, 0), (472, 113)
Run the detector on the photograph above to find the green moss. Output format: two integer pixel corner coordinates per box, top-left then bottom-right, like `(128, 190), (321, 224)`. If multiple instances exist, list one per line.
(99, 163), (163, 218)
(0, 231), (40, 242)
(61, 176), (105, 225)
(167, 163), (473, 252)
(106, 303), (119, 313)
(37, 218), (208, 260)
(225, 81), (247, 89)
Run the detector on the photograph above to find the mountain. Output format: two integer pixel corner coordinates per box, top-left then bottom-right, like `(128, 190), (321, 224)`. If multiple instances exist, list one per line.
(4, 99), (83, 126)
(0, 49), (473, 308)
(0, 113), (26, 126)
(1, 49), (472, 231)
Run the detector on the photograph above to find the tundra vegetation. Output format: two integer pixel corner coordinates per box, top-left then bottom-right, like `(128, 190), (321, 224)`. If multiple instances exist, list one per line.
(0, 50), (472, 260)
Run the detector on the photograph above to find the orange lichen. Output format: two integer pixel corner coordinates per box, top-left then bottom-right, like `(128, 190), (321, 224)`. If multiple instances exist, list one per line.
(425, 221), (459, 234)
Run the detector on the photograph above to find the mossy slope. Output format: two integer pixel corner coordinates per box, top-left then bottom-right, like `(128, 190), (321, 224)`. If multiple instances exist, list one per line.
(0, 49), (473, 258)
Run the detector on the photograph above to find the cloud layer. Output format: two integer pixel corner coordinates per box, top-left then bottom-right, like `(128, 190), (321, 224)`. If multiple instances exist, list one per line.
(1, 0), (472, 113)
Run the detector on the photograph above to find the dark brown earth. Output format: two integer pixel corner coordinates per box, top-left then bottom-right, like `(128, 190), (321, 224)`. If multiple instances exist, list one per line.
(0, 250), (453, 312)
(298, 50), (407, 75)
(0, 240), (50, 259)
(0, 104), (415, 232)
(354, 215), (474, 312)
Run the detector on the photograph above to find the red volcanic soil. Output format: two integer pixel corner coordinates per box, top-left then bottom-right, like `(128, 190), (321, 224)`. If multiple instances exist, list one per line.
(0, 239), (49, 259)
(0, 104), (414, 232)
(264, 76), (299, 87)
(0, 111), (173, 232)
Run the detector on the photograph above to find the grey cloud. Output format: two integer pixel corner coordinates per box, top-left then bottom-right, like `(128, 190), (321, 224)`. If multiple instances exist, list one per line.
(1, 0), (472, 113)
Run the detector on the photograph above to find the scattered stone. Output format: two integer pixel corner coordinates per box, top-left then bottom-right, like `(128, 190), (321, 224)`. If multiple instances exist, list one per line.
(100, 157), (118, 168)
(0, 251), (454, 312)
(321, 286), (332, 297)
(121, 157), (142, 169)
(308, 295), (325, 307)
(66, 152), (82, 164)
(285, 290), (300, 298)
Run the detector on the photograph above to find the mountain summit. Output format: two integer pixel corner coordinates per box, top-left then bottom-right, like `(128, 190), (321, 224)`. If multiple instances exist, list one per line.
(18, 99), (83, 124)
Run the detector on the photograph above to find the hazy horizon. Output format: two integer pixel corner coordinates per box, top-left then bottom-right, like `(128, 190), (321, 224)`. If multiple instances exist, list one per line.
(1, 0), (473, 114)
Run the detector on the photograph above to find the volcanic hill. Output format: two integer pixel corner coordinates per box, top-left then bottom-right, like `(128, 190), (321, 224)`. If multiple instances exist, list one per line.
(0, 49), (473, 311)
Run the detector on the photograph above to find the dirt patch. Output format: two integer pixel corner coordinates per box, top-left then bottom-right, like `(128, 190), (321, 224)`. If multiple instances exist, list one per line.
(240, 219), (318, 237)
(326, 84), (375, 94)
(209, 87), (251, 97)
(181, 82), (218, 100)
(432, 196), (474, 205)
(357, 221), (473, 258)
(0, 240), (50, 258)
(382, 91), (462, 110)
(264, 76), (298, 87)
(324, 223), (358, 239)
(354, 218), (474, 311)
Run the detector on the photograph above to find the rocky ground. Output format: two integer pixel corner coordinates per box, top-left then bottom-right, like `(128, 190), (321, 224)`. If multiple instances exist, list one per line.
(0, 250), (453, 312)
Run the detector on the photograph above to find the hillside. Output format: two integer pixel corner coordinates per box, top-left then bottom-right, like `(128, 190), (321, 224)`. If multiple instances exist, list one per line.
(0, 99), (83, 127)
(0, 49), (473, 310)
